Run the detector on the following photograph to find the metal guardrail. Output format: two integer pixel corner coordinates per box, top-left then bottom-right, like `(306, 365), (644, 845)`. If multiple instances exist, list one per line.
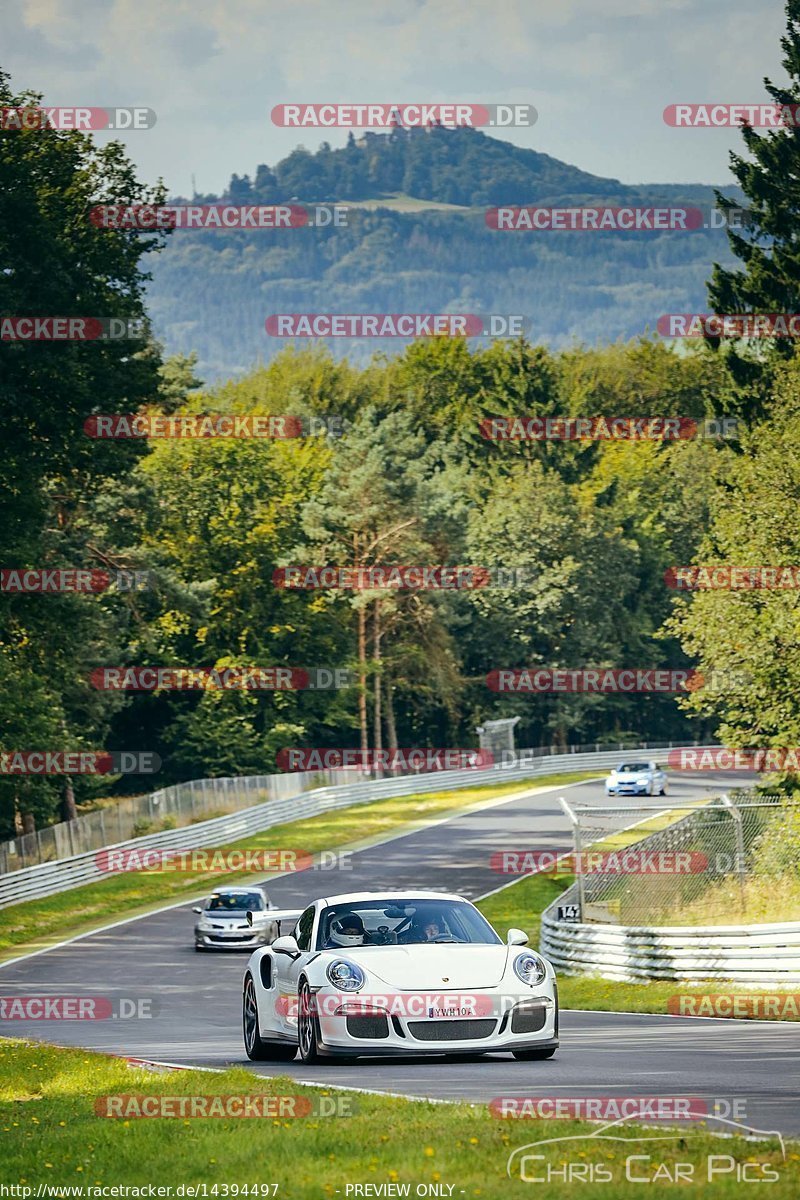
(0, 739), (684, 872)
(0, 745), (683, 910)
(0, 767), (358, 872)
(540, 904), (800, 984)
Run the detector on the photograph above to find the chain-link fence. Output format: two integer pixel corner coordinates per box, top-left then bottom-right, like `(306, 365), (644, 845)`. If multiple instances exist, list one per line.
(0, 769), (359, 873)
(0, 738), (686, 874)
(559, 791), (800, 926)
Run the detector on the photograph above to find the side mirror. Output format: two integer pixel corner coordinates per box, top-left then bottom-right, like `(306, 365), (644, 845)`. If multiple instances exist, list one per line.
(272, 934), (300, 956)
(507, 928), (529, 946)
(192, 907), (203, 914)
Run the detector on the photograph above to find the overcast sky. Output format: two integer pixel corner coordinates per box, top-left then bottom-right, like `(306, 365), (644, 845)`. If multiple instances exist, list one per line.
(2, 0), (789, 196)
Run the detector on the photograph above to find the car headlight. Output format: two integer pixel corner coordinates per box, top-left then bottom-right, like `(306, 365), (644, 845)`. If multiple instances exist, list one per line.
(326, 959), (365, 992)
(513, 951), (547, 986)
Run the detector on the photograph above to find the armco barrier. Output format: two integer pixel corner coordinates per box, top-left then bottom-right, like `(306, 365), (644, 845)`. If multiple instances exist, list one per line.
(0, 746), (684, 910)
(0, 766), (359, 871)
(540, 895), (800, 984)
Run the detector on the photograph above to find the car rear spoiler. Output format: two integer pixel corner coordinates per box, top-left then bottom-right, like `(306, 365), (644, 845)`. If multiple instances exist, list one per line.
(247, 907), (303, 932)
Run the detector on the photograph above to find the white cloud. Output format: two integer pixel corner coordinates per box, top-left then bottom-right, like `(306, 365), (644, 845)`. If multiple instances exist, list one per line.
(2, 0), (789, 190)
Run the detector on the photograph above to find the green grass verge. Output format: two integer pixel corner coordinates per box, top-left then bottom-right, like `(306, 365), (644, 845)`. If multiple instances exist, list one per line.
(0, 772), (598, 960)
(1, 1040), (796, 1195)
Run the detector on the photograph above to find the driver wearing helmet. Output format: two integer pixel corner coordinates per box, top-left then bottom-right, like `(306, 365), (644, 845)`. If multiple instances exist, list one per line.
(399, 913), (443, 944)
(327, 911), (367, 948)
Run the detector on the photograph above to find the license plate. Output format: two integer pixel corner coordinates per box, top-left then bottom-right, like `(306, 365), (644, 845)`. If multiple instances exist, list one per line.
(428, 1006), (475, 1018)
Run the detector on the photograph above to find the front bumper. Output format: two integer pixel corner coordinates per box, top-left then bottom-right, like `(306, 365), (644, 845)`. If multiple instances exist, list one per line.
(313, 992), (557, 1056)
(195, 928), (268, 950)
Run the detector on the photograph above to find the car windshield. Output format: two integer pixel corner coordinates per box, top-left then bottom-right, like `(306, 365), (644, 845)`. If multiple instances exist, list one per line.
(317, 899), (502, 949)
(617, 763), (651, 773)
(207, 892), (264, 912)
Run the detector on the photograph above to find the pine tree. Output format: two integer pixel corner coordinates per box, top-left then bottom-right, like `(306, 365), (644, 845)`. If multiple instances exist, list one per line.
(708, 0), (800, 413)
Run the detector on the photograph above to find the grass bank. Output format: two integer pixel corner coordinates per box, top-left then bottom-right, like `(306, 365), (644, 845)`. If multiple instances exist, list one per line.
(1, 1039), (795, 1196)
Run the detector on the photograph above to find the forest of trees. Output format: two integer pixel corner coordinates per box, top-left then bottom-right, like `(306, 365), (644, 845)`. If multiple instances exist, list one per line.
(2, 0), (800, 839)
(225, 125), (626, 208)
(147, 196), (741, 382)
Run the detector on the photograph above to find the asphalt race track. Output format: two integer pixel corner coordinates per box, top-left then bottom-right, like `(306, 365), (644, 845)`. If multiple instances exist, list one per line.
(3, 770), (799, 1137)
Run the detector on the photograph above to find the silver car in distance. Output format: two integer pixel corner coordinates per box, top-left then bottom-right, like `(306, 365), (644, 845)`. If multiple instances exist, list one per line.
(194, 886), (279, 952)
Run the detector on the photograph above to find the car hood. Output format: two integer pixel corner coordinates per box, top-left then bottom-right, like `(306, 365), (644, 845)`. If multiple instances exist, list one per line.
(336, 944), (510, 989)
(613, 771), (651, 779)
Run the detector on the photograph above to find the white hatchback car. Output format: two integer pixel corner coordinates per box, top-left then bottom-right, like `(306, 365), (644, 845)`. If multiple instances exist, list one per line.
(605, 760), (667, 797)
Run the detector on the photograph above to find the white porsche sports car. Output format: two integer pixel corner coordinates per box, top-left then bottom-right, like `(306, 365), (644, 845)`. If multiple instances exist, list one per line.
(241, 890), (558, 1063)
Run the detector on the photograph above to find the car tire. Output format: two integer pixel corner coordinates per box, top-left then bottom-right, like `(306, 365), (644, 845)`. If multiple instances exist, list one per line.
(512, 1046), (557, 1060)
(243, 975), (297, 1062)
(660, 783), (667, 796)
(298, 980), (323, 1064)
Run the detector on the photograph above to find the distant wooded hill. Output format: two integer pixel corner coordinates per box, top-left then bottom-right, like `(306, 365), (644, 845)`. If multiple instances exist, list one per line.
(147, 126), (740, 380)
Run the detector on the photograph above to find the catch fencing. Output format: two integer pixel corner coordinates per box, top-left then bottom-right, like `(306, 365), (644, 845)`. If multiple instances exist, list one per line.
(0, 740), (685, 874)
(0, 743), (698, 910)
(559, 791), (798, 925)
(541, 792), (800, 982)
